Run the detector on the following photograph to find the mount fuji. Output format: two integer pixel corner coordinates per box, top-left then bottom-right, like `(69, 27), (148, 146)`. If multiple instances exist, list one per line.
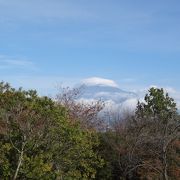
(78, 77), (139, 111)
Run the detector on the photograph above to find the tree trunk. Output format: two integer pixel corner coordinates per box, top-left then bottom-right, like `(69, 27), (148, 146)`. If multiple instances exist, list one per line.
(13, 143), (25, 180)
(163, 167), (168, 180)
(162, 148), (168, 180)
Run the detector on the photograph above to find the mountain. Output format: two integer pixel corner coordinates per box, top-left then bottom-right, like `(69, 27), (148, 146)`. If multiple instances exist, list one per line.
(81, 84), (137, 103)
(79, 84), (138, 111)
(77, 77), (180, 112)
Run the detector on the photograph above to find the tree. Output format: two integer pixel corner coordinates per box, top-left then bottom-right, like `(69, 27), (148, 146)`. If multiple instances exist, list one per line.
(101, 88), (180, 180)
(0, 82), (104, 179)
(56, 86), (105, 131)
(0, 82), (61, 179)
(129, 87), (180, 179)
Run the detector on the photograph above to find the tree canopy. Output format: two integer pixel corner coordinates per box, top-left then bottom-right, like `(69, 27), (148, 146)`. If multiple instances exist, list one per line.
(0, 83), (179, 180)
(0, 82), (103, 179)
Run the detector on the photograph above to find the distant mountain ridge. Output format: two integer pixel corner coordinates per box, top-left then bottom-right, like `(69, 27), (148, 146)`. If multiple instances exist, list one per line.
(77, 77), (180, 112)
(81, 84), (137, 103)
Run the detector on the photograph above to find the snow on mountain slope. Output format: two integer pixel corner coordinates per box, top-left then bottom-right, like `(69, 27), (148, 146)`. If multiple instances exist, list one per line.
(77, 78), (180, 113)
(78, 77), (138, 112)
(81, 84), (137, 103)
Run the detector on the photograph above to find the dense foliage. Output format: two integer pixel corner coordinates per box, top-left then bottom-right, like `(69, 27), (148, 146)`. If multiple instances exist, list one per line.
(97, 88), (180, 180)
(0, 82), (103, 179)
(0, 83), (179, 180)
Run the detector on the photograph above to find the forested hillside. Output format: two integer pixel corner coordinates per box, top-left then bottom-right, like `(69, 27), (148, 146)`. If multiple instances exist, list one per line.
(0, 82), (179, 179)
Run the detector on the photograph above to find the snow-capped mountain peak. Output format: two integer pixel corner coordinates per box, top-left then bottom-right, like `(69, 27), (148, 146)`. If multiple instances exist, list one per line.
(78, 77), (139, 112)
(81, 84), (137, 103)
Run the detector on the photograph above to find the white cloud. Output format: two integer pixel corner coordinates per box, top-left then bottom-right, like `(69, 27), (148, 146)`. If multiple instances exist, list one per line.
(0, 55), (35, 70)
(82, 77), (119, 88)
(2, 59), (33, 67)
(121, 98), (138, 110)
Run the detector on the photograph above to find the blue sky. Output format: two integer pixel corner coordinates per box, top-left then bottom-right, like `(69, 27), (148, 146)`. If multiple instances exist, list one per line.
(0, 0), (180, 99)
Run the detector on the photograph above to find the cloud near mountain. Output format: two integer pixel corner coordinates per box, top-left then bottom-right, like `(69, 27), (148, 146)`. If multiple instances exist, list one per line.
(82, 77), (119, 88)
(79, 77), (180, 112)
(79, 77), (139, 113)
